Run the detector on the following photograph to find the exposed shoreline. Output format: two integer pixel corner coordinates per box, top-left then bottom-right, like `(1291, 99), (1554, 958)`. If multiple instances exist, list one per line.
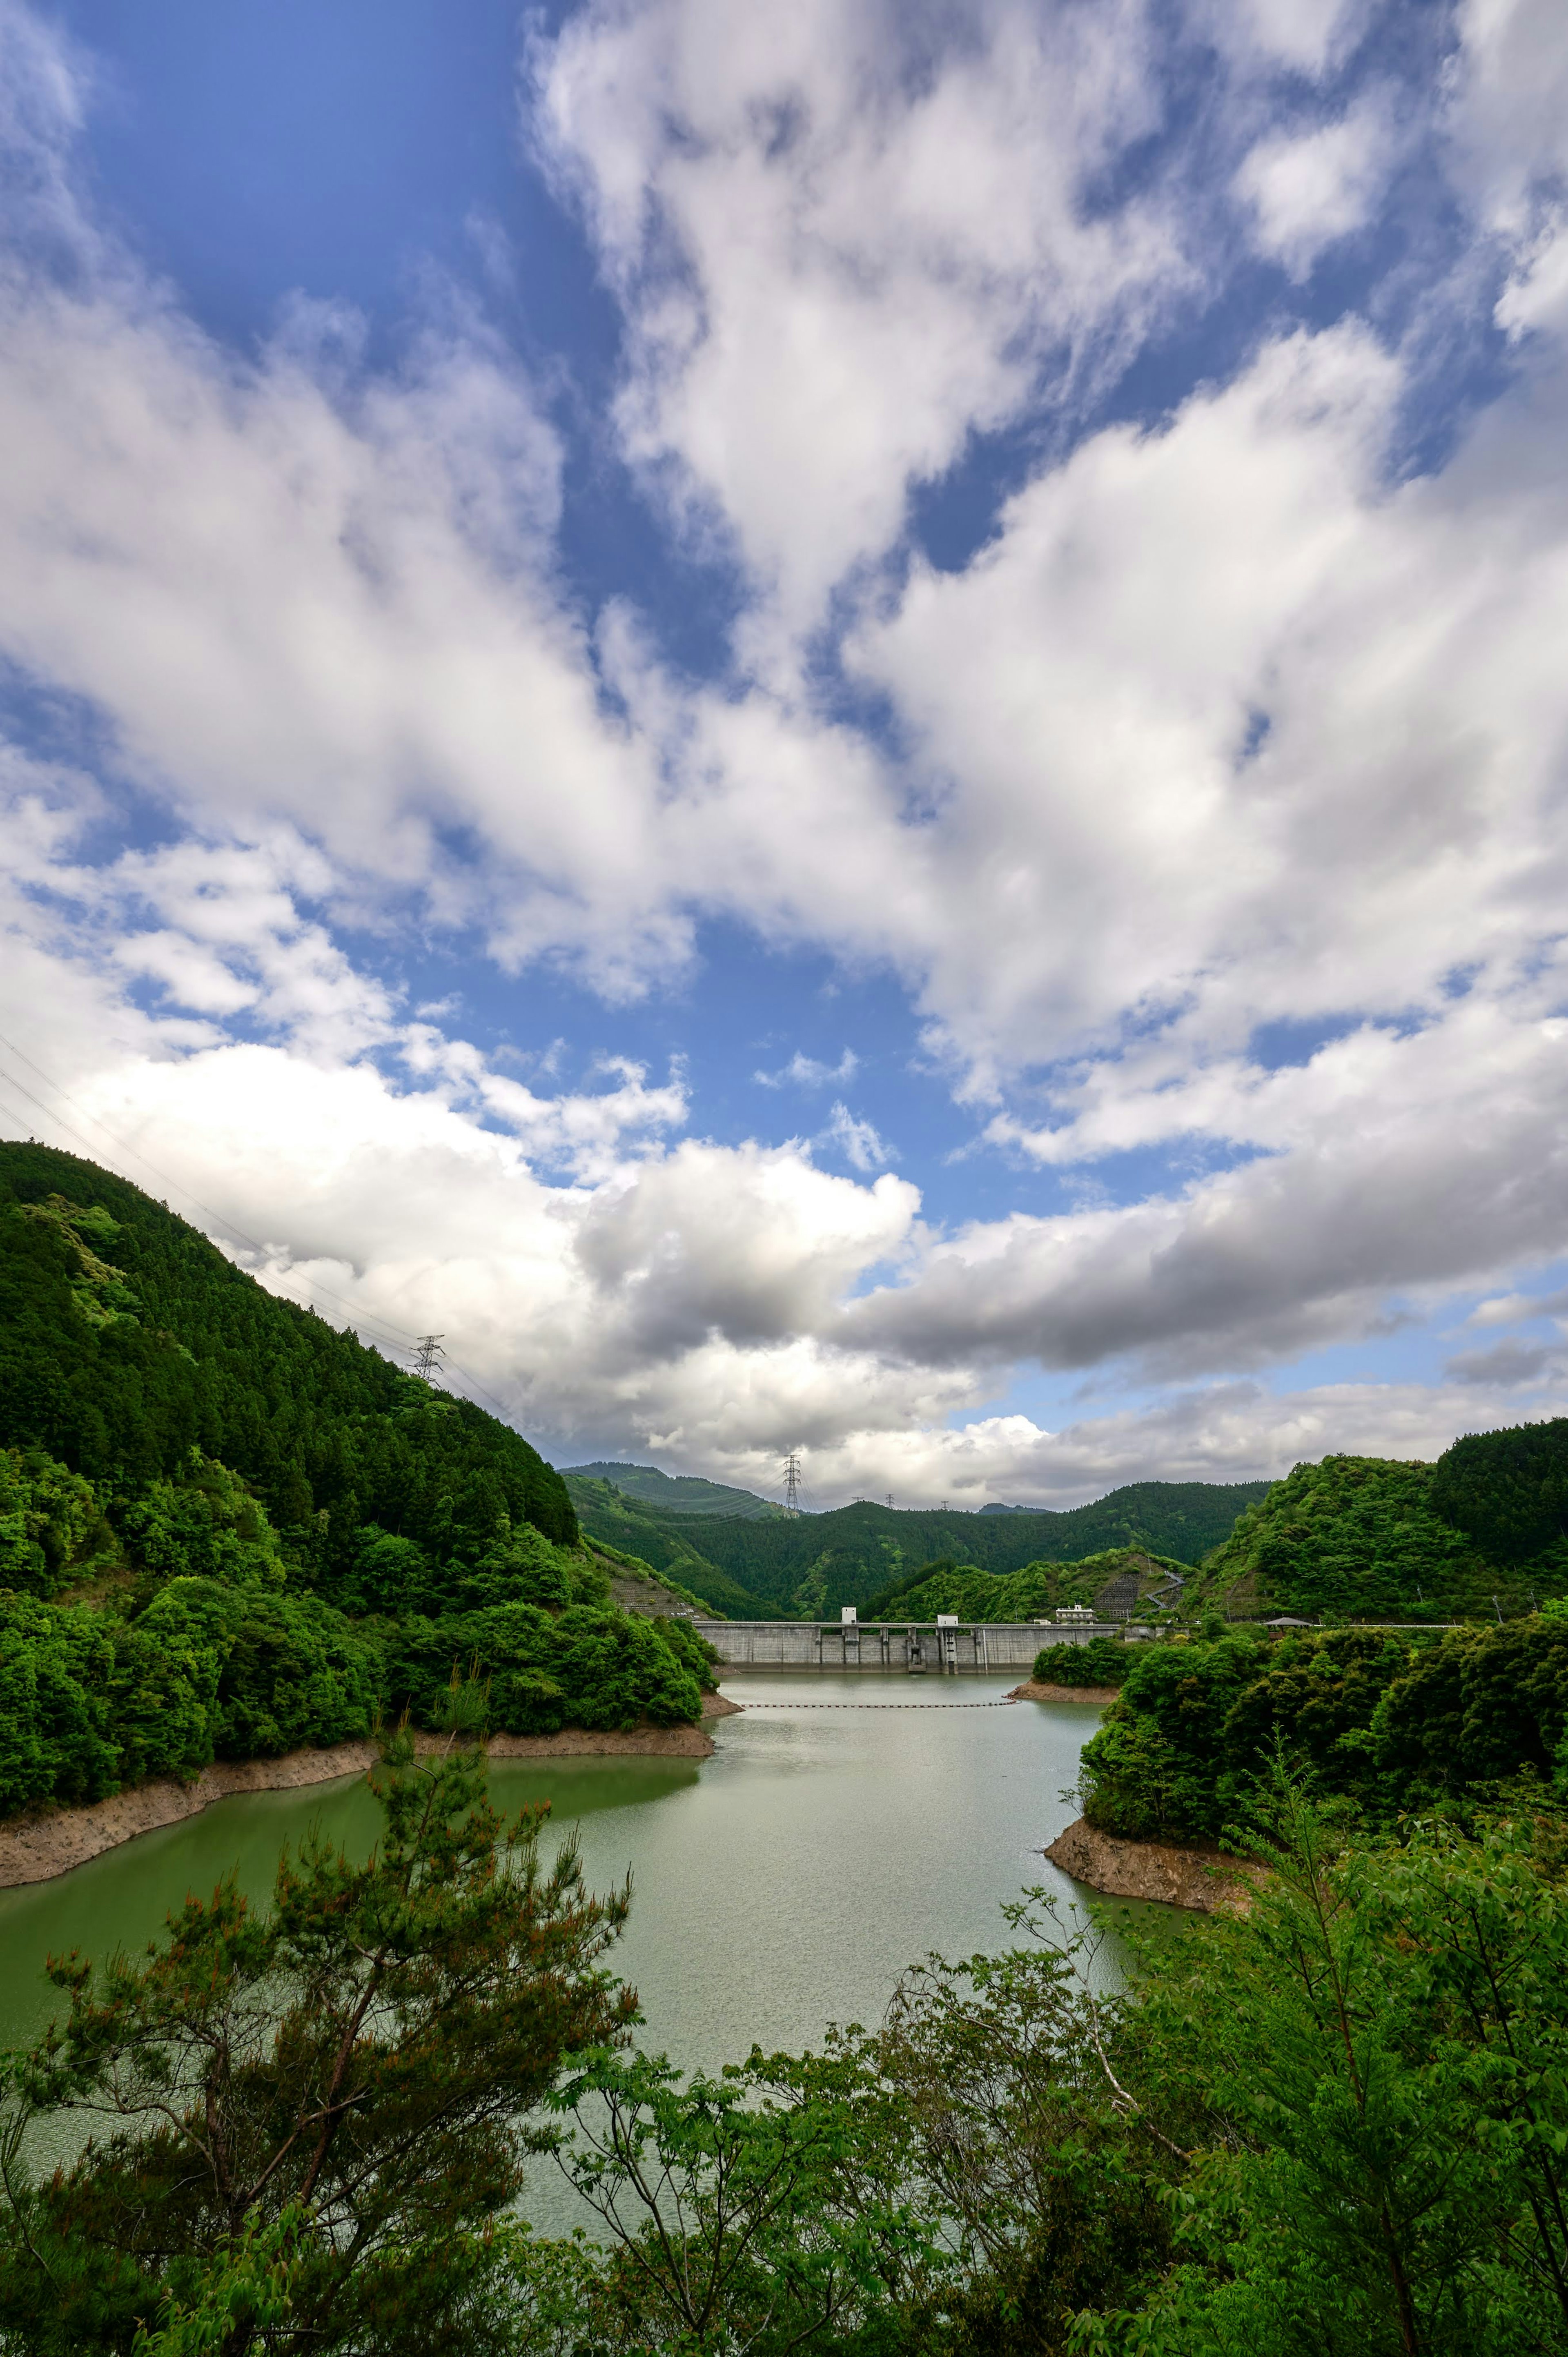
(0, 1691), (743, 1891)
(1043, 1815), (1256, 1914)
(1007, 1678), (1120, 1704)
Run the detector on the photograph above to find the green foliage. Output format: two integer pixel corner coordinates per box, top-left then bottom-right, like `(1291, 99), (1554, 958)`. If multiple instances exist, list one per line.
(122, 1453), (287, 1596)
(564, 1477), (767, 1618)
(1429, 1416), (1568, 1563)
(1033, 1638), (1131, 1689)
(1103, 1789), (1568, 2356)
(1194, 1428), (1568, 1624)
(384, 1602), (705, 1737)
(0, 1147), (724, 1824)
(13, 1763), (1568, 2354)
(551, 2045), (938, 2352)
(0, 1733), (635, 2357)
(0, 1568), (382, 1815)
(866, 1549), (1185, 1626)
(0, 1144), (576, 1570)
(1079, 1618), (1568, 1843)
(0, 1448), (111, 1600)
(654, 1488), (1266, 1619)
(585, 1534), (732, 1623)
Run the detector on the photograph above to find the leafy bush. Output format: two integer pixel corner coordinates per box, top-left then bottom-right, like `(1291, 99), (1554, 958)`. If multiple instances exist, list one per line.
(1031, 1635), (1129, 1686)
(0, 1448), (110, 1599)
(383, 1603), (704, 1737)
(1080, 1617), (1568, 1842)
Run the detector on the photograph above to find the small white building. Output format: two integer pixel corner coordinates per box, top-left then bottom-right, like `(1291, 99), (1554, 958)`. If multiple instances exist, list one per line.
(1054, 1604), (1096, 1626)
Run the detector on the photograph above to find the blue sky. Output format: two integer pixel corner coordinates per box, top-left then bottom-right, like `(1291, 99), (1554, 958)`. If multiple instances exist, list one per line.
(2, 0), (1567, 1506)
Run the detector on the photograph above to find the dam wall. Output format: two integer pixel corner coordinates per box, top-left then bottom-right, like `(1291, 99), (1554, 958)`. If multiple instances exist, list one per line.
(694, 1620), (1117, 1673)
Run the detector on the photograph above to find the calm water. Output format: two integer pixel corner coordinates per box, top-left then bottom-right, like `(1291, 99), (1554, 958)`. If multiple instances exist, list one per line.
(0, 1678), (1111, 2212)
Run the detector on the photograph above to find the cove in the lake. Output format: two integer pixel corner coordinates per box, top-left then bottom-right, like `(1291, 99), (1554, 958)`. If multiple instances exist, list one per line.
(0, 1678), (1115, 2208)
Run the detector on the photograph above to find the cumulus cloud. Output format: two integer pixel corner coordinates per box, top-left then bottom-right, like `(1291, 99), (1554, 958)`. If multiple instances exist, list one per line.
(530, 0), (1189, 630)
(1443, 1338), (1558, 1388)
(1235, 92), (1395, 279)
(4, 0), (1568, 1506)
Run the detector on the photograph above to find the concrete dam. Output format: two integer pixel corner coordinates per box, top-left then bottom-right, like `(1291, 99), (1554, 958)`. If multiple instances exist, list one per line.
(693, 1618), (1112, 1674)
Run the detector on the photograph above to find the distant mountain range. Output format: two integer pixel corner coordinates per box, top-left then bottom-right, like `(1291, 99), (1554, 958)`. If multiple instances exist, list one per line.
(563, 1462), (784, 1518)
(562, 1473), (1275, 1620)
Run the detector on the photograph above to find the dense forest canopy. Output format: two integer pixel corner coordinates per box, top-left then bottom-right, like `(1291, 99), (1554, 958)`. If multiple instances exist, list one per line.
(1079, 1611), (1568, 1845)
(0, 1146), (713, 1821)
(1190, 1436), (1568, 1623)
(0, 1143), (575, 1560)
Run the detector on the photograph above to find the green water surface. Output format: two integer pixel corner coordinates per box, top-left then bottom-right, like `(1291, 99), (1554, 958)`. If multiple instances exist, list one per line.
(0, 1678), (1109, 2214)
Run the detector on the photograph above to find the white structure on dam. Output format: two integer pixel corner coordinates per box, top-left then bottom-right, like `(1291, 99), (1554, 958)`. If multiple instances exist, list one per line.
(692, 1617), (1118, 1673)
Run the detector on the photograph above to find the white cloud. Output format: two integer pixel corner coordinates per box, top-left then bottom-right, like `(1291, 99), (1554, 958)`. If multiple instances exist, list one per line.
(819, 1100), (892, 1172)
(5, 0), (1568, 1508)
(755, 1048), (858, 1088)
(1443, 1337), (1557, 1386)
(1235, 92), (1394, 279)
(530, 0), (1188, 632)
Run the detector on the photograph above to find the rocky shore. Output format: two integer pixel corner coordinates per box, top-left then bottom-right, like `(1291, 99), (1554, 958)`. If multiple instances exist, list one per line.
(1006, 1678), (1120, 1704)
(0, 1690), (743, 1890)
(1044, 1815), (1256, 1914)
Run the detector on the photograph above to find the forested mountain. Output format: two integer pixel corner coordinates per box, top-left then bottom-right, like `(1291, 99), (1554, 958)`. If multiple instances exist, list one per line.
(1187, 1430), (1568, 1623)
(642, 1483), (1271, 1619)
(0, 1144), (714, 1820)
(562, 1475), (772, 1617)
(564, 1462), (782, 1517)
(860, 1546), (1189, 1624)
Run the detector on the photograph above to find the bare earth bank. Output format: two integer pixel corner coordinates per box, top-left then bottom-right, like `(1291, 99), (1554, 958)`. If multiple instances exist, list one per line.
(1044, 1816), (1256, 1914)
(0, 1692), (743, 1890)
(1006, 1679), (1120, 1704)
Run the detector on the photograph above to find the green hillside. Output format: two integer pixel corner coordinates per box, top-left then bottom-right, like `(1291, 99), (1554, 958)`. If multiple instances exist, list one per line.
(1188, 1430), (1568, 1623)
(860, 1546), (1191, 1624)
(648, 1482), (1270, 1618)
(564, 1461), (782, 1517)
(0, 1144), (715, 1820)
(562, 1475), (773, 1617)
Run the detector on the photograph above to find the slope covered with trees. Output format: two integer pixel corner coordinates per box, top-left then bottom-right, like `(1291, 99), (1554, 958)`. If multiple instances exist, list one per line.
(1189, 1428), (1568, 1624)
(637, 1483), (1269, 1618)
(561, 1475), (770, 1618)
(0, 1145), (713, 1820)
(857, 1546), (1190, 1624)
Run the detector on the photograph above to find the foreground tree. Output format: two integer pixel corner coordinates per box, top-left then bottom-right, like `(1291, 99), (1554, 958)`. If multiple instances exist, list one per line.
(0, 1724), (634, 2356)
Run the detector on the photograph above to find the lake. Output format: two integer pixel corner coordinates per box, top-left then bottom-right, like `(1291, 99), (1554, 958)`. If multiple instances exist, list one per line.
(0, 1677), (1112, 2209)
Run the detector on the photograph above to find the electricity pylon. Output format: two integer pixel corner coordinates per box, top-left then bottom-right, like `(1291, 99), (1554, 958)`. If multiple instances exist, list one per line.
(412, 1333), (445, 1382)
(783, 1451), (803, 1515)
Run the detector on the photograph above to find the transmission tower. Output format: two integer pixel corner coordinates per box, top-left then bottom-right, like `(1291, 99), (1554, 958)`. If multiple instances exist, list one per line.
(412, 1333), (445, 1382)
(885, 1493), (894, 1511)
(783, 1450), (803, 1516)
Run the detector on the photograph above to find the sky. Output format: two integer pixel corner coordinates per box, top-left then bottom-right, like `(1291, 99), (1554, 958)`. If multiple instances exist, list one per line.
(1, 0), (1567, 1511)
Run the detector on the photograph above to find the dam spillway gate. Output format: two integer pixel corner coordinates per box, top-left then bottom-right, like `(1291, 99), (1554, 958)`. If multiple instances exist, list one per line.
(691, 1620), (1109, 1674)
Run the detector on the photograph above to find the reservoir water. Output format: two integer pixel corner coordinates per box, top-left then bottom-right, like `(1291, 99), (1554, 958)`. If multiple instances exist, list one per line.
(0, 1678), (1110, 2209)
